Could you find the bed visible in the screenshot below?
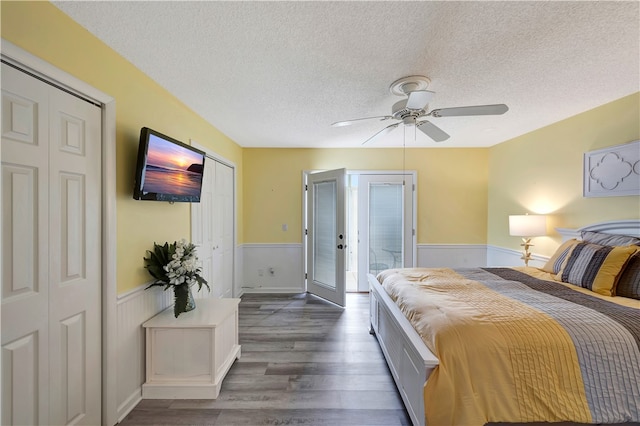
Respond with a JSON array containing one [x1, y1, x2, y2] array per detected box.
[[368, 220, 640, 426]]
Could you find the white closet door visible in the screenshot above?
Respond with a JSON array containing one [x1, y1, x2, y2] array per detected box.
[[47, 80, 102, 426], [2, 63, 51, 426], [1, 63, 102, 425], [193, 156, 216, 298], [217, 162, 234, 298], [192, 154, 235, 299]]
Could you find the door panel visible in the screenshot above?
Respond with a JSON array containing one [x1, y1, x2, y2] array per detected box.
[[2, 333, 40, 425], [217, 162, 234, 298], [306, 169, 346, 306], [193, 157, 216, 298], [1, 63, 102, 425], [358, 174, 414, 291], [191, 155, 235, 299], [47, 76, 102, 426], [2, 64, 51, 426]]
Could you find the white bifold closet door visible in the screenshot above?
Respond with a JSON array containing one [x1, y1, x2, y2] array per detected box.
[[192, 155, 234, 299], [1, 63, 102, 425]]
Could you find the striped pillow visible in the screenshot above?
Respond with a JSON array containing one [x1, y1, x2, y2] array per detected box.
[[616, 252, 640, 300], [541, 239, 579, 274], [558, 243, 637, 296]]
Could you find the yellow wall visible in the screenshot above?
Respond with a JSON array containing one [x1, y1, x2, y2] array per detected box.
[[4, 2, 637, 295], [243, 148, 489, 244], [487, 92, 640, 257], [1, 1, 244, 293]]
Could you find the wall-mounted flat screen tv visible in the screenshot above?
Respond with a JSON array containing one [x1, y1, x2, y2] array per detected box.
[[133, 127, 205, 202]]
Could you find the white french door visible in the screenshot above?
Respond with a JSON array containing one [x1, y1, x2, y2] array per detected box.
[[305, 169, 346, 306], [1, 62, 102, 425], [357, 174, 415, 291]]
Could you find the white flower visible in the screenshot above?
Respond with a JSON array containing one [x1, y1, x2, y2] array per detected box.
[[183, 258, 196, 272], [145, 239, 207, 294]]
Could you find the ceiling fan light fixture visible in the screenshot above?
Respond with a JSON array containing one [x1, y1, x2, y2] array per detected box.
[[403, 116, 416, 126], [389, 75, 431, 96]]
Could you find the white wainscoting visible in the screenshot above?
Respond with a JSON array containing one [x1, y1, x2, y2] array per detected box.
[[241, 244, 305, 293], [486, 245, 548, 268], [116, 284, 173, 422], [235, 245, 244, 297], [238, 244, 547, 292], [417, 244, 488, 268]]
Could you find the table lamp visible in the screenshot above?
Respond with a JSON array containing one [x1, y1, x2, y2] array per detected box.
[[509, 214, 547, 266]]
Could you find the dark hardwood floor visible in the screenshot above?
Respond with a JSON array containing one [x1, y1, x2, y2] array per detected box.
[[119, 292, 411, 425]]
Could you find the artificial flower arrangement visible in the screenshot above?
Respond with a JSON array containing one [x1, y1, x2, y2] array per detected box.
[[144, 239, 209, 317]]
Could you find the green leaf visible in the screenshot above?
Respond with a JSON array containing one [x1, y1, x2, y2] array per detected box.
[[195, 276, 210, 292]]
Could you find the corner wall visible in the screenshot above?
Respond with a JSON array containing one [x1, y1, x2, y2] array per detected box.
[[1, 3, 245, 422], [487, 92, 640, 258], [1, 1, 244, 294], [240, 147, 489, 291]]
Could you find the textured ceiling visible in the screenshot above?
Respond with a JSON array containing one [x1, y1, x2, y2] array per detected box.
[[53, 1, 639, 148]]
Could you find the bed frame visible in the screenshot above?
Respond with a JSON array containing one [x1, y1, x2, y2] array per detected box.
[[368, 219, 640, 426], [368, 273, 437, 426]]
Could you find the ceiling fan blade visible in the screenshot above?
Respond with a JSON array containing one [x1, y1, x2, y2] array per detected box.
[[406, 90, 435, 110], [362, 123, 400, 145], [429, 104, 509, 117], [417, 120, 450, 142], [331, 115, 393, 127]]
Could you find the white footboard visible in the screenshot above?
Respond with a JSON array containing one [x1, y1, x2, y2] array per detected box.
[[368, 274, 439, 426]]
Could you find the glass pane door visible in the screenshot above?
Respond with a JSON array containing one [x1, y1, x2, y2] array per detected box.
[[358, 174, 414, 291], [306, 169, 346, 306], [313, 180, 337, 287], [369, 183, 404, 271]]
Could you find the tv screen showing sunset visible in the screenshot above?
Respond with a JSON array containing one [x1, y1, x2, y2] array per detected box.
[[141, 134, 204, 196]]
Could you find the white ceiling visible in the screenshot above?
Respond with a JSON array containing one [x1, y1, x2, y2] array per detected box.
[[53, 1, 639, 148]]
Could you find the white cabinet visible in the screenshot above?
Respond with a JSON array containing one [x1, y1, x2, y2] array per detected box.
[[141, 298, 241, 399]]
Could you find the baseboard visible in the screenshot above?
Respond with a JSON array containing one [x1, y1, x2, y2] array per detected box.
[[117, 389, 142, 423], [241, 286, 304, 294]]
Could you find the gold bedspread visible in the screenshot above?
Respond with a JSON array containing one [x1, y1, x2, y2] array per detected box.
[[377, 267, 640, 425]]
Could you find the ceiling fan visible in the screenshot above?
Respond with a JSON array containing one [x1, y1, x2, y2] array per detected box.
[[331, 76, 509, 144]]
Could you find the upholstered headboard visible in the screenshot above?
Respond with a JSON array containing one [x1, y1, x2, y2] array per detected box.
[[556, 219, 640, 242]]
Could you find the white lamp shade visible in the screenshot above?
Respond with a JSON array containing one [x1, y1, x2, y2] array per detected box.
[[509, 214, 547, 237]]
